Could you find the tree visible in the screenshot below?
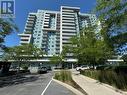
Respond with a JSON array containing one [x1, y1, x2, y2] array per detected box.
[[63, 26, 113, 68], [50, 55, 62, 65], [0, 18, 18, 49], [50, 51, 66, 69], [122, 54, 127, 64], [96, 0, 127, 54], [0, 18, 18, 76], [5, 44, 43, 72]]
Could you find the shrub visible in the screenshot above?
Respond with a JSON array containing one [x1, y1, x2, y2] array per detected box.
[[54, 70, 72, 82], [81, 70, 127, 90], [114, 65, 127, 74], [80, 70, 98, 79], [54, 70, 87, 95], [21, 63, 29, 70]]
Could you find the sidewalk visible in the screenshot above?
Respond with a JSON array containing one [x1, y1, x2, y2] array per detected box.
[[71, 69, 127, 95]]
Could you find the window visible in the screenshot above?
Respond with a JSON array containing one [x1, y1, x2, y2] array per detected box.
[[33, 34, 36, 36]]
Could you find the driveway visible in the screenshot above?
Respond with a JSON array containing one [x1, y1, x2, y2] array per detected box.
[[0, 72, 76, 95]]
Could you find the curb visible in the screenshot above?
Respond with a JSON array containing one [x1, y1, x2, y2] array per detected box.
[[53, 79, 84, 95]]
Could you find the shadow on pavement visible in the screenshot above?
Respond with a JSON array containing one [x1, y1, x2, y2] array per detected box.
[[0, 74, 39, 88]]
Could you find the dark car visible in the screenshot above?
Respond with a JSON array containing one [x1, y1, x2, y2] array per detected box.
[[47, 66, 52, 71], [38, 67, 47, 74]]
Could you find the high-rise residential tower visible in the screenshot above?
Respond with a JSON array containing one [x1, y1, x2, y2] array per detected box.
[[19, 6, 98, 56]]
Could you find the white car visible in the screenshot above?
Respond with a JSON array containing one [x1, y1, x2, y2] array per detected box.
[[76, 65, 89, 71]]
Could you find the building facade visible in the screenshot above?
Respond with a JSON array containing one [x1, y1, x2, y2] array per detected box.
[[19, 6, 98, 56]]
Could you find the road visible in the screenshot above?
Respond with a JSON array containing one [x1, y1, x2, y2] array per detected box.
[[0, 72, 76, 95]]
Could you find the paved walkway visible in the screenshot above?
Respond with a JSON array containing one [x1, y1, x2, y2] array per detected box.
[[71, 69, 126, 95]]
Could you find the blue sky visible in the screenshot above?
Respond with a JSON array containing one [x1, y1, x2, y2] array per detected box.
[[5, 0, 96, 47]]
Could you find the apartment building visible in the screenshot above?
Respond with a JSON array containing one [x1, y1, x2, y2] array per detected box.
[[19, 6, 98, 56]]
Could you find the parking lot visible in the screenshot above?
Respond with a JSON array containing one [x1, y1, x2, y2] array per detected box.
[[0, 72, 76, 95]]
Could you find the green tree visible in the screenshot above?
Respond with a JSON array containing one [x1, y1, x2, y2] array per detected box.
[[96, 0, 127, 54], [50, 52, 66, 69], [122, 54, 127, 64], [0, 18, 18, 76], [5, 44, 43, 72], [50, 55, 62, 64], [0, 18, 18, 49], [63, 26, 113, 67]]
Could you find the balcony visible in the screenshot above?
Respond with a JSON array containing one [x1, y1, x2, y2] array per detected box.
[[62, 12, 75, 15], [62, 23, 75, 26], [62, 17, 74, 20]]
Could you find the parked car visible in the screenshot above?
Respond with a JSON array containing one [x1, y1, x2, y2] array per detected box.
[[76, 65, 89, 71], [38, 67, 47, 74], [9, 66, 18, 71], [47, 66, 52, 71]]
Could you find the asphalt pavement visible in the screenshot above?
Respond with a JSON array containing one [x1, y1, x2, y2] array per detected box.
[[0, 72, 76, 95], [45, 81, 75, 95]]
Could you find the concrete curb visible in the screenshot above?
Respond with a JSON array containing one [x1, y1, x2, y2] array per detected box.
[[53, 79, 84, 95]]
